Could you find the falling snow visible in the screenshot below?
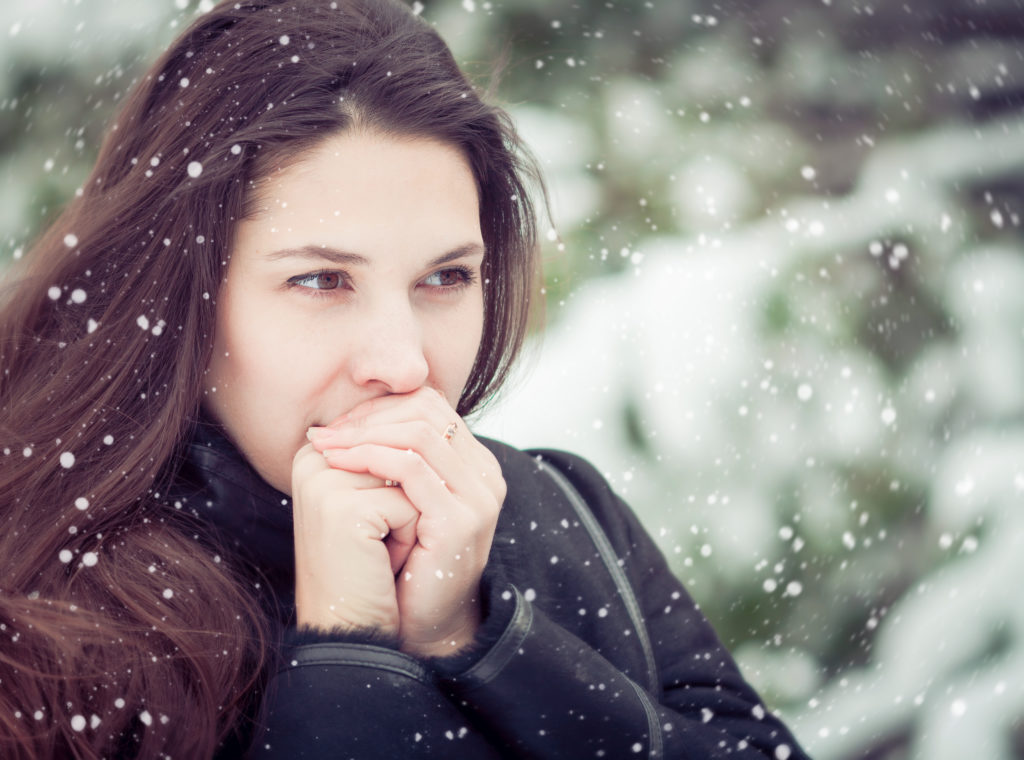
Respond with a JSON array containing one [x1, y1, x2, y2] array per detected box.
[[5, 4, 1024, 759]]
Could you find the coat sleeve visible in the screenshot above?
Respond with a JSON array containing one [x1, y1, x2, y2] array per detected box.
[[249, 637, 503, 759], [430, 448, 812, 760]]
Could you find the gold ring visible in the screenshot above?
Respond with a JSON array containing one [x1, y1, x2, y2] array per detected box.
[[384, 479, 401, 488], [442, 422, 458, 442]]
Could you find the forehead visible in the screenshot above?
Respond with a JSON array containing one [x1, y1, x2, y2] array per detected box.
[[232, 131, 483, 262], [245, 131, 476, 212]]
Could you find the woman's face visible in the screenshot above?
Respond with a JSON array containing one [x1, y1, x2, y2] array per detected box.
[[204, 131, 486, 494]]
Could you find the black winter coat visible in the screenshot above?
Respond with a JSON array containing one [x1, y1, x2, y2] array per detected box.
[[176, 422, 810, 759]]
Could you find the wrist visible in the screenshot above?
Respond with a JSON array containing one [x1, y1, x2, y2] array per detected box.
[[295, 591, 400, 637], [401, 604, 481, 658]]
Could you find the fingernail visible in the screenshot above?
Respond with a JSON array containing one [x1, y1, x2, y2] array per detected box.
[[306, 426, 330, 441], [322, 448, 345, 459]]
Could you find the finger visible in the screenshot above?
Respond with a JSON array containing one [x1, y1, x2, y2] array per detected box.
[[322, 446, 500, 573], [327, 387, 450, 428], [378, 490, 419, 575], [315, 420, 478, 490], [322, 445, 447, 496], [317, 426, 504, 516], [293, 441, 328, 481], [312, 422, 493, 498], [328, 389, 474, 455], [332, 387, 481, 457], [315, 389, 504, 503], [293, 469, 418, 578], [321, 444, 487, 541], [327, 441, 503, 531], [293, 441, 386, 490], [311, 413, 500, 495]]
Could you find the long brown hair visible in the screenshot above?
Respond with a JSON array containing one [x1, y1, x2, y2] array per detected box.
[[0, 1, 540, 756]]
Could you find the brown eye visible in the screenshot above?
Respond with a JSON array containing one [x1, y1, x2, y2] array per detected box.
[[312, 272, 341, 289], [423, 267, 473, 288], [433, 270, 460, 286], [289, 271, 344, 290]]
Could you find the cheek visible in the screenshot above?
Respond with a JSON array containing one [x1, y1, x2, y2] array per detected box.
[[204, 330, 309, 495], [210, 322, 311, 410], [206, 288, 300, 428], [210, 296, 349, 428]]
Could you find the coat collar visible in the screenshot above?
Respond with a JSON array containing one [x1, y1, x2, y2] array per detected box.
[[172, 418, 297, 620]]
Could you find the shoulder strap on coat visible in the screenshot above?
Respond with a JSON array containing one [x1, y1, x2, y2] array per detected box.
[[533, 456, 660, 694]]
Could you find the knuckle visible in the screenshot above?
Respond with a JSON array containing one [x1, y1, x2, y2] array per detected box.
[[414, 385, 447, 412], [292, 445, 324, 481], [292, 441, 315, 466], [346, 413, 368, 429], [481, 449, 500, 471], [417, 386, 443, 402], [402, 451, 428, 480], [387, 452, 415, 483], [411, 420, 435, 449], [465, 508, 489, 534], [478, 487, 503, 517], [493, 476, 508, 503]]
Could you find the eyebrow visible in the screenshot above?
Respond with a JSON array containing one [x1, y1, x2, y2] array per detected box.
[[264, 243, 485, 268]]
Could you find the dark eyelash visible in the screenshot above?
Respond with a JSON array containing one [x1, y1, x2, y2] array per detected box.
[[434, 265, 477, 287], [285, 265, 478, 298], [285, 270, 348, 293]]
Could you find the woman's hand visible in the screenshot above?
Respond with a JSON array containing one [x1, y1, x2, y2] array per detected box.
[[305, 387, 506, 658], [291, 443, 419, 636]]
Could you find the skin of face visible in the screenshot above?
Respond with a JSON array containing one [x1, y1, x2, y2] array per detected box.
[[204, 130, 486, 494]]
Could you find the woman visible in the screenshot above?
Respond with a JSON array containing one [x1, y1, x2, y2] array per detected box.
[[0, 1, 810, 757]]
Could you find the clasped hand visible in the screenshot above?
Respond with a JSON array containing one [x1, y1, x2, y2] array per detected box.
[[291, 387, 506, 658]]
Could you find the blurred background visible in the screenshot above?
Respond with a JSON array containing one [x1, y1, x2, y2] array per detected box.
[[2, 0, 1023, 757]]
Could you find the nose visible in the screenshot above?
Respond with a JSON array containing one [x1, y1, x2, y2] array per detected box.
[[348, 301, 429, 394]]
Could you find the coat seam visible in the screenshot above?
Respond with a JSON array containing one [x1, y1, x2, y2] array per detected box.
[[628, 678, 664, 759], [278, 658, 432, 683], [536, 458, 660, 693], [281, 643, 432, 683]]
